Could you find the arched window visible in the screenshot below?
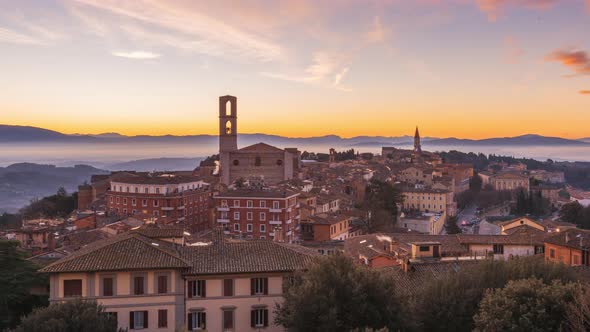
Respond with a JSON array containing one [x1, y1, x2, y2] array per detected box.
[[225, 120, 232, 134], [233, 160, 239, 166], [255, 156, 261, 166], [276, 159, 283, 166], [226, 100, 232, 116]]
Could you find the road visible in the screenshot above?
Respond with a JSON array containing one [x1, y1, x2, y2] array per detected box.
[[456, 203, 478, 234]]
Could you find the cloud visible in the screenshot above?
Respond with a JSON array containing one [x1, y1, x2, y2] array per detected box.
[[260, 51, 352, 90], [0, 26, 45, 45], [545, 49, 590, 76], [476, 0, 558, 22], [580, 90, 590, 95], [68, 0, 282, 62], [111, 51, 161, 59]]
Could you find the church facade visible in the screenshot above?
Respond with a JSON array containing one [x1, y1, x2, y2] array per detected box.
[[218, 95, 300, 186]]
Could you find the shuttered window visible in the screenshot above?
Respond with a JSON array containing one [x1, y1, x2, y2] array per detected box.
[[133, 276, 145, 295], [103, 277, 114, 296], [223, 310, 234, 330], [223, 279, 233, 297], [63, 279, 82, 297], [250, 277, 268, 295], [158, 309, 167, 328], [157, 275, 167, 294], [188, 280, 206, 298], [129, 311, 148, 329], [188, 312, 206, 330], [251, 308, 269, 328]]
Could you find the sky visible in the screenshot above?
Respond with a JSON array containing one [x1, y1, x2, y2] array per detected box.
[[0, 0, 589, 139]]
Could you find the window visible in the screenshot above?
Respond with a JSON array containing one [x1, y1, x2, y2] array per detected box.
[[221, 200, 228, 207], [155, 188, 160, 194], [142, 199, 147, 207], [247, 212, 253, 221], [144, 188, 149, 194], [550, 248, 556, 258], [255, 156, 261, 166], [251, 308, 269, 328], [131, 199, 136, 206], [157, 275, 168, 294], [233, 159, 239, 166], [260, 212, 266, 221], [260, 201, 266, 208], [116, 197, 120, 204], [251, 277, 268, 295], [130, 311, 148, 330], [247, 200, 253, 208], [493, 244, 504, 255], [260, 224, 266, 233], [133, 276, 145, 295], [188, 312, 206, 330], [123, 198, 127, 205], [153, 200, 159, 207], [63, 279, 82, 297], [102, 277, 114, 296], [223, 310, 234, 330], [233, 200, 240, 207], [234, 212, 240, 220], [154, 210, 159, 217], [247, 224, 253, 232], [188, 280, 206, 298], [419, 246, 429, 252], [273, 201, 280, 209], [276, 159, 283, 166], [158, 309, 168, 328], [234, 223, 240, 231], [223, 279, 234, 297]]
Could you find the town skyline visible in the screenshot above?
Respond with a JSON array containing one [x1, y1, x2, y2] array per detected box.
[[2, 0, 590, 139]]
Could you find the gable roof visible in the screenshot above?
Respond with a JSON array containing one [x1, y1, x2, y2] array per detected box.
[[40, 233, 190, 273], [237, 142, 284, 153], [181, 240, 317, 275], [545, 229, 590, 250]]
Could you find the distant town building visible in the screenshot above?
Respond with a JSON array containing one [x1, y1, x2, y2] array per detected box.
[[401, 187, 456, 216], [218, 95, 300, 186], [106, 174, 212, 232], [545, 228, 590, 266], [413, 126, 422, 153], [213, 189, 300, 242]]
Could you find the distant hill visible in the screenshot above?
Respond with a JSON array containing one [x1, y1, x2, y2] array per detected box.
[[0, 125, 587, 148], [578, 137, 590, 143], [425, 134, 589, 146], [0, 124, 96, 142], [106, 158, 203, 172], [0, 163, 108, 213]]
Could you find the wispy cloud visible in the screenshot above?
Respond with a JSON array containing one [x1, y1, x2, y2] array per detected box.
[[111, 51, 161, 59], [261, 51, 352, 91], [476, 0, 559, 22], [545, 49, 590, 76], [580, 90, 590, 95], [0, 26, 45, 45], [69, 0, 282, 62]]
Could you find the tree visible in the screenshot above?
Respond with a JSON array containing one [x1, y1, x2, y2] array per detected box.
[[359, 180, 402, 232], [559, 201, 584, 224], [15, 299, 120, 332], [410, 256, 577, 332], [566, 285, 590, 332], [444, 216, 462, 234], [474, 278, 578, 332], [0, 240, 48, 330], [275, 254, 406, 332]]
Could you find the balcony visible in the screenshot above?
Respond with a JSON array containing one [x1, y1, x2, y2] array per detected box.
[[177, 205, 185, 210], [286, 219, 292, 224], [177, 217, 185, 221], [269, 208, 281, 213], [217, 206, 229, 212], [217, 218, 230, 223], [269, 220, 282, 225], [161, 207, 174, 211]]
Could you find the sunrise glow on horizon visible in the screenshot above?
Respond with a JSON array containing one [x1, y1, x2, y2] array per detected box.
[[1, 0, 590, 139]]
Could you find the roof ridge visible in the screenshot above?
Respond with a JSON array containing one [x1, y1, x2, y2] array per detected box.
[[130, 233, 191, 265]]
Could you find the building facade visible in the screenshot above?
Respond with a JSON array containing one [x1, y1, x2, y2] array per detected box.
[[106, 174, 212, 232], [214, 190, 300, 242], [401, 187, 456, 216], [40, 231, 315, 332]]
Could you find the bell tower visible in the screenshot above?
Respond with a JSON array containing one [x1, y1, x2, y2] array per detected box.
[[219, 95, 238, 152]]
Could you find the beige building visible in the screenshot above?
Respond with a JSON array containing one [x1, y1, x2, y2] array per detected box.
[[399, 212, 446, 235], [401, 187, 456, 216], [490, 171, 530, 191], [397, 166, 433, 186], [218, 96, 300, 186], [40, 230, 315, 331]]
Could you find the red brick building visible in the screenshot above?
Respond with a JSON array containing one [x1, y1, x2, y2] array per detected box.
[[214, 190, 300, 242], [544, 229, 590, 267], [106, 174, 212, 232]]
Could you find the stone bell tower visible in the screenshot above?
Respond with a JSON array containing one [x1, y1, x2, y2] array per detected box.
[[219, 95, 238, 153]]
